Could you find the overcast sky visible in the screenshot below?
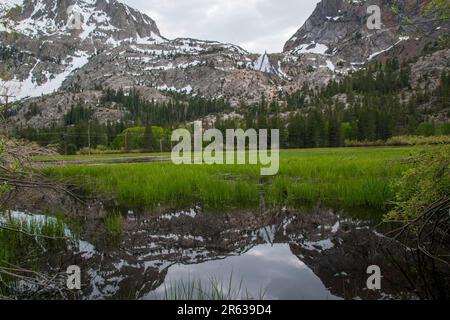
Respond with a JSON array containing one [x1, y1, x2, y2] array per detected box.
[[122, 0, 321, 53]]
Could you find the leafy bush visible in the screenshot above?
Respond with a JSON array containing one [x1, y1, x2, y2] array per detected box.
[[384, 146, 450, 299], [386, 145, 449, 222]]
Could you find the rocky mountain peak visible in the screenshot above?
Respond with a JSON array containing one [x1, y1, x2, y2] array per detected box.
[[283, 0, 435, 62], [1, 0, 163, 42], [0, 0, 167, 103]]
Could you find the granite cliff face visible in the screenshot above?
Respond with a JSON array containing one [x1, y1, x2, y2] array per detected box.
[[1, 0, 448, 128], [283, 0, 440, 61]]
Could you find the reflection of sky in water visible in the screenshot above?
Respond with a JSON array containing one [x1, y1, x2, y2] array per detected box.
[[149, 244, 341, 300]]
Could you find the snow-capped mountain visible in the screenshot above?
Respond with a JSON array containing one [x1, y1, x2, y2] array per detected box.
[[1, 0, 162, 42], [5, 0, 405, 107], [0, 0, 165, 103], [284, 0, 446, 63], [1, 0, 448, 128]]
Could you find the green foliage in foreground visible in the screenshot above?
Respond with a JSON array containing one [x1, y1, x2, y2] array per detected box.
[[383, 146, 449, 300], [386, 145, 449, 222], [43, 147, 420, 213]]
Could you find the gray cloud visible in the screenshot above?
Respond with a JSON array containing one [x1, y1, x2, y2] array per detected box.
[[122, 0, 321, 53]]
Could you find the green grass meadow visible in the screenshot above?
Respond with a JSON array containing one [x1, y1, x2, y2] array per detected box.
[[42, 147, 421, 213]]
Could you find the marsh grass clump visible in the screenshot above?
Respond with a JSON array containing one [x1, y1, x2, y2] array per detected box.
[[0, 213, 67, 296], [0, 214, 66, 260], [104, 211, 124, 239], [163, 274, 266, 300]]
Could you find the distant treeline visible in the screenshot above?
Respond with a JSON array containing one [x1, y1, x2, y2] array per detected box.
[[16, 59, 450, 154], [101, 88, 231, 125]]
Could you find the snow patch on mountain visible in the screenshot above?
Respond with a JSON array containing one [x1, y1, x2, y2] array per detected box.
[[276, 61, 291, 80], [291, 42, 329, 56], [157, 84, 194, 95], [135, 33, 167, 45], [325, 60, 335, 72], [0, 0, 24, 12], [252, 52, 273, 73], [0, 51, 90, 101], [367, 36, 410, 61]]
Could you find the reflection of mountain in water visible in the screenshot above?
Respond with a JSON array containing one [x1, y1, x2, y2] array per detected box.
[[76, 207, 413, 300]]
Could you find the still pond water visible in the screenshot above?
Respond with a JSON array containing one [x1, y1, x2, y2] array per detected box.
[[8, 207, 412, 300]]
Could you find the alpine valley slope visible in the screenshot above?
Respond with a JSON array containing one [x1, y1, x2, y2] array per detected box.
[[0, 0, 448, 129]]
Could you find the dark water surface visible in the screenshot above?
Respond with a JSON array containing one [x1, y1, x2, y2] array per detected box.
[[7, 207, 413, 300], [150, 243, 340, 300], [75, 207, 412, 300]]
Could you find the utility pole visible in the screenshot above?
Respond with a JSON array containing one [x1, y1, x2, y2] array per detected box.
[[0, 94, 15, 106], [88, 120, 92, 155], [160, 139, 163, 153], [63, 133, 68, 156], [0, 93, 16, 133]]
